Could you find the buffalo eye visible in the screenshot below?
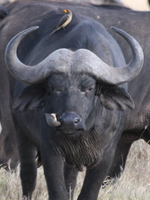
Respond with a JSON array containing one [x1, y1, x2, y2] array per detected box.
[[87, 85, 95, 91], [47, 84, 62, 95], [80, 84, 95, 93]]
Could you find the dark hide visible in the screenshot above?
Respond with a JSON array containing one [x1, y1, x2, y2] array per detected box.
[[0, 4, 19, 170], [0, 1, 148, 199], [0, 5, 8, 18]]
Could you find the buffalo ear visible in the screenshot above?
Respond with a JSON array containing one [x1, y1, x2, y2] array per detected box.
[[100, 85, 134, 111], [13, 84, 47, 111]]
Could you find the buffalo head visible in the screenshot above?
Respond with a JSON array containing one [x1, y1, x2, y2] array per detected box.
[[5, 26, 144, 136]]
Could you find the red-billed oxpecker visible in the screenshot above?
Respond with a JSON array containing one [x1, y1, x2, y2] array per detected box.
[[50, 9, 72, 36]]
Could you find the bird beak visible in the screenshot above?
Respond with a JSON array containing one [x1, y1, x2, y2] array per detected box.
[[45, 113, 61, 127]]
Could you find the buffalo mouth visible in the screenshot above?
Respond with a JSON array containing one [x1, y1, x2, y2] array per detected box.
[[56, 128, 85, 136]]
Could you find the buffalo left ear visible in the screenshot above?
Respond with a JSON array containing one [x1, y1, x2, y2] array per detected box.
[[100, 85, 134, 111], [13, 84, 47, 111]]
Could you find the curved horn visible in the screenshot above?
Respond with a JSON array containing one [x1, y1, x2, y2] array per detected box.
[[5, 26, 144, 85], [111, 27, 144, 84], [5, 26, 73, 84], [75, 27, 144, 85]]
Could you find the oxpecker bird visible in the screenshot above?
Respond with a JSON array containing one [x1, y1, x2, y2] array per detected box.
[[50, 9, 72, 36]]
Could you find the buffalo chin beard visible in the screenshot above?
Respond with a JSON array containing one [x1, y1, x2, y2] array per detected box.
[[53, 128, 101, 171]]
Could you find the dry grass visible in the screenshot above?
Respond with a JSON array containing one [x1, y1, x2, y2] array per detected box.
[[98, 139, 150, 200], [0, 139, 150, 199]]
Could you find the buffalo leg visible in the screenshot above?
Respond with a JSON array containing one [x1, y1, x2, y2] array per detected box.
[[40, 139, 69, 200], [17, 133, 37, 199], [0, 111, 19, 170], [0, 71, 19, 170], [108, 131, 142, 178], [77, 143, 118, 200], [64, 163, 78, 200]]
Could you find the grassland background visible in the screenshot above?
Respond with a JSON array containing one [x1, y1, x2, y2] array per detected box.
[[0, 139, 150, 199], [0, 0, 150, 200]]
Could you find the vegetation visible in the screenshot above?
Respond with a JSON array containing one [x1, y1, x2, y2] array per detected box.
[[0, 139, 150, 199]]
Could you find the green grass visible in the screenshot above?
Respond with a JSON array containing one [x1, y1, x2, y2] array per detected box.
[[0, 139, 150, 200]]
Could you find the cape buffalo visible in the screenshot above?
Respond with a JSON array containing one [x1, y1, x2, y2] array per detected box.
[[1, 0, 150, 198], [3, 3, 144, 200]]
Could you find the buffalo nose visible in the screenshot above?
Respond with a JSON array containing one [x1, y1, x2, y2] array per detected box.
[[59, 112, 81, 128]]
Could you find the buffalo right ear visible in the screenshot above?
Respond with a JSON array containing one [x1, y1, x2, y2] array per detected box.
[[12, 84, 47, 111], [100, 85, 135, 111]]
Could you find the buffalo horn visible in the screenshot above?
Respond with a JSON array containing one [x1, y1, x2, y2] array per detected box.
[[5, 26, 73, 84], [5, 26, 144, 85], [75, 27, 144, 85]]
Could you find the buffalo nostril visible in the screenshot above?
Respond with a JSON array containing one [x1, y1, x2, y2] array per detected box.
[[58, 112, 84, 129], [74, 117, 80, 124], [58, 112, 85, 130], [59, 117, 63, 122]]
